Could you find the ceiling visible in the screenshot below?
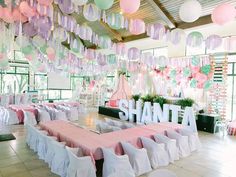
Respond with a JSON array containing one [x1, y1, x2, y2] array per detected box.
[[64, 0, 236, 48]]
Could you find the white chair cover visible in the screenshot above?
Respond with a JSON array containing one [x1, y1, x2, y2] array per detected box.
[[140, 137, 169, 169], [0, 95, 10, 107], [45, 136, 58, 166], [55, 110, 67, 121], [68, 107, 79, 121], [121, 142, 152, 176], [27, 125, 41, 152], [37, 109, 51, 122], [15, 94, 22, 105], [66, 147, 96, 177], [21, 93, 29, 104], [154, 134, 179, 163], [166, 130, 191, 158], [102, 148, 135, 177], [147, 169, 177, 177], [5, 109, 19, 125], [96, 122, 121, 133], [51, 141, 68, 177], [23, 111, 37, 126], [178, 128, 201, 152], [37, 131, 49, 160]]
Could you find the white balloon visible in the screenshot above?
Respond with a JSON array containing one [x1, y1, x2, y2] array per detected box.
[[72, 0, 88, 6], [179, 0, 202, 23]]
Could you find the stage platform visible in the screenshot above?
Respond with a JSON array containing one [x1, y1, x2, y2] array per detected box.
[[98, 106, 121, 119]]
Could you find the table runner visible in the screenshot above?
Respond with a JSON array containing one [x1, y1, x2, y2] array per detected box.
[[40, 120, 186, 161]]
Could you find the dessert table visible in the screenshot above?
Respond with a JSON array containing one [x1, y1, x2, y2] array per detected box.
[[39, 120, 186, 162]]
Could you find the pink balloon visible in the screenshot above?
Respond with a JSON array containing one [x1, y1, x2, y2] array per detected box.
[[25, 55, 33, 61], [0, 53, 4, 60], [120, 0, 140, 14], [195, 73, 208, 83], [48, 53, 56, 61], [37, 0, 53, 6], [128, 47, 140, 60], [129, 19, 145, 35], [211, 3, 236, 25], [19, 1, 36, 18], [2, 8, 14, 23], [46, 47, 55, 55]]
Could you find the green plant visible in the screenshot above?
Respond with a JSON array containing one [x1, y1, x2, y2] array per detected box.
[[153, 96, 167, 108], [141, 94, 156, 103], [176, 98, 194, 108], [132, 94, 141, 101]]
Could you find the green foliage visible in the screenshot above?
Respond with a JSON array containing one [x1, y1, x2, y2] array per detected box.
[[176, 98, 194, 108], [153, 96, 167, 108], [132, 94, 140, 101], [141, 94, 156, 103], [118, 70, 126, 76]]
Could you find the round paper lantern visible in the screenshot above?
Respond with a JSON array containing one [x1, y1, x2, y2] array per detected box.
[[97, 53, 107, 66], [95, 0, 114, 10], [146, 23, 166, 40], [58, 0, 74, 14], [179, 0, 202, 23], [98, 35, 112, 49], [85, 49, 96, 60], [53, 27, 68, 42], [72, 0, 88, 6], [186, 31, 203, 47], [37, 0, 53, 6], [32, 35, 46, 47], [70, 38, 84, 54], [2, 8, 14, 23], [205, 35, 222, 50], [212, 3, 236, 25], [19, 1, 36, 18], [83, 3, 100, 22], [129, 19, 145, 35], [78, 25, 93, 41], [12, 8, 27, 22], [170, 28, 186, 45], [107, 13, 125, 30], [23, 23, 37, 37], [107, 54, 117, 65], [128, 47, 140, 60], [113, 43, 127, 56], [120, 0, 140, 14]]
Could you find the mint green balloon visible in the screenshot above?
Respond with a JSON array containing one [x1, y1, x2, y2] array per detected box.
[[107, 54, 116, 65], [21, 45, 33, 55], [183, 68, 191, 77], [40, 45, 48, 54], [201, 65, 211, 75], [203, 80, 212, 90], [170, 69, 177, 78], [0, 59, 9, 68], [94, 0, 114, 10], [190, 78, 197, 88], [107, 13, 123, 30], [192, 56, 200, 66]]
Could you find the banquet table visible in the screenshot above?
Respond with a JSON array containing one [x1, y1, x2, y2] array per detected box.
[[39, 120, 186, 161], [9, 105, 38, 124]]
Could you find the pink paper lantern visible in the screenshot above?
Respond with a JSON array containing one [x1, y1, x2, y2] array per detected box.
[[85, 49, 96, 60], [205, 35, 222, 50], [19, 1, 36, 18], [129, 19, 145, 35], [128, 47, 140, 60], [2, 8, 14, 23], [146, 23, 166, 40], [120, 0, 140, 14], [37, 0, 53, 6], [211, 3, 236, 25], [113, 43, 127, 56]]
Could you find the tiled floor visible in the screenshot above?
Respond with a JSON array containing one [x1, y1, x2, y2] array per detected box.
[[0, 110, 236, 177]]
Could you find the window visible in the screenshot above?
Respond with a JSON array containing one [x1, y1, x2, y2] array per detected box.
[[61, 90, 72, 99], [186, 43, 206, 56], [34, 74, 47, 90], [48, 90, 60, 100]]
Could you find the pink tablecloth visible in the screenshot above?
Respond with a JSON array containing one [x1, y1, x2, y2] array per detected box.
[[39, 120, 185, 161], [9, 105, 37, 124]]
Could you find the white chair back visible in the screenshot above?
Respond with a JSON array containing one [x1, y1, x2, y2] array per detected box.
[[37, 109, 51, 122], [120, 142, 152, 176], [102, 148, 135, 177], [1, 95, 10, 107], [23, 111, 37, 126], [15, 94, 22, 105], [66, 147, 96, 177]]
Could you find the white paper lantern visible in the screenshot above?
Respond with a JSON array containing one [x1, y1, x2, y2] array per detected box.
[[179, 0, 202, 23]]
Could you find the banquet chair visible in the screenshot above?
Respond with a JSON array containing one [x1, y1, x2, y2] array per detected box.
[[102, 148, 135, 177], [44, 135, 59, 166], [140, 137, 169, 169], [96, 122, 121, 133], [66, 147, 96, 177], [147, 169, 177, 177], [55, 110, 68, 121], [51, 140, 68, 177], [26, 125, 44, 152], [166, 130, 191, 158], [214, 119, 229, 137], [154, 134, 179, 163], [15, 94, 22, 105], [5, 108, 19, 125], [37, 130, 50, 160], [0, 95, 10, 107], [120, 142, 152, 176], [37, 109, 51, 122], [178, 128, 201, 152], [23, 110, 37, 126]]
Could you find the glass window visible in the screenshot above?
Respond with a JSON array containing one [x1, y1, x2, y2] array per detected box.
[[16, 67, 28, 74], [35, 75, 47, 90], [14, 51, 27, 61], [71, 77, 83, 90], [228, 63, 233, 75], [48, 90, 60, 100], [61, 90, 72, 99], [6, 67, 15, 74]]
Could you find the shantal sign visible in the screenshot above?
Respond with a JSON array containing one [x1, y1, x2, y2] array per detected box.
[[119, 99, 197, 132]]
